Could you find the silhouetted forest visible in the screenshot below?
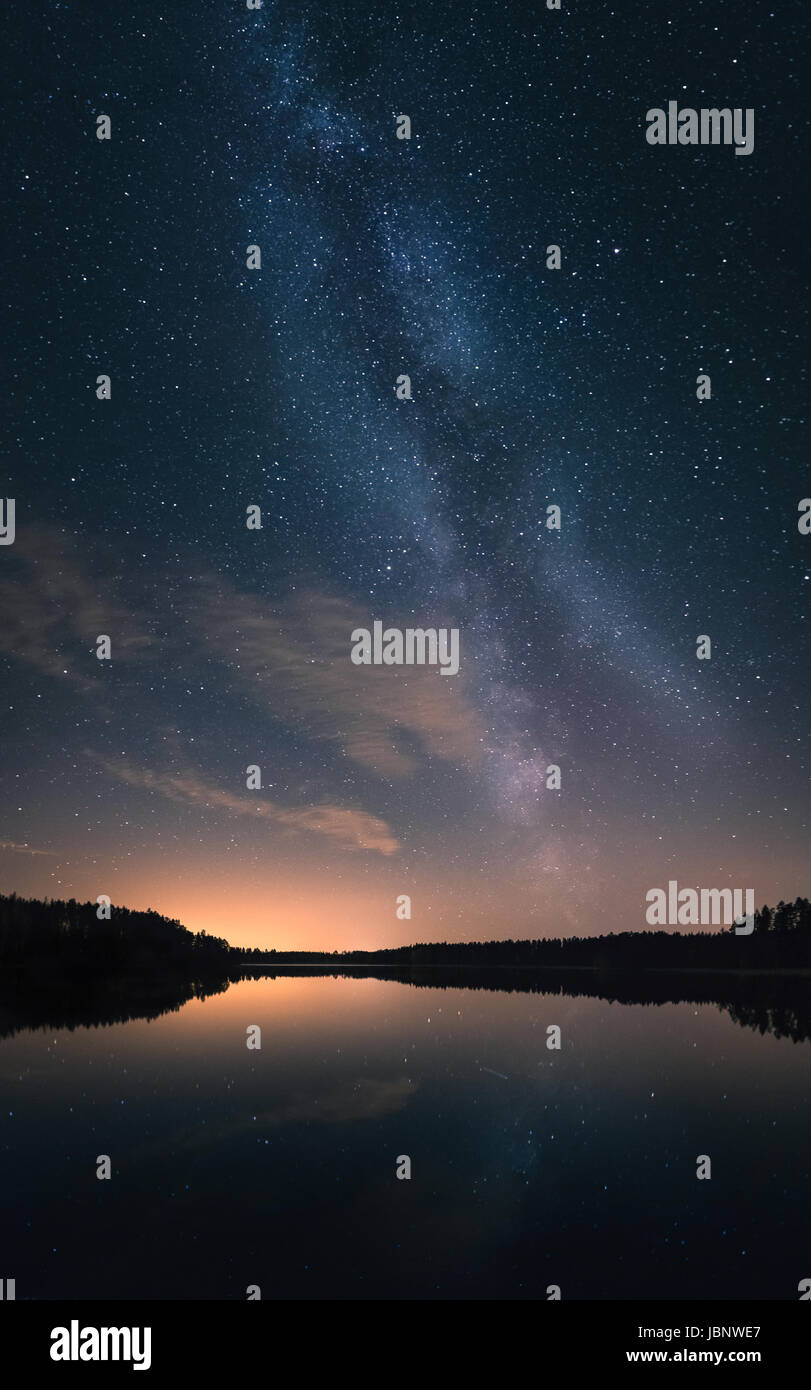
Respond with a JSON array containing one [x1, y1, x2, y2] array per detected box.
[[0, 893, 241, 1039], [0, 892, 241, 978], [2, 892, 809, 977], [0, 893, 808, 1042], [242, 898, 811, 971]]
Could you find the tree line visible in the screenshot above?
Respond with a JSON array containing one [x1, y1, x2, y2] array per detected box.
[[242, 898, 811, 970], [0, 892, 239, 978], [1, 892, 808, 978]]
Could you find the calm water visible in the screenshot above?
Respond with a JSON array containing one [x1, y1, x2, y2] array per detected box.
[[0, 973, 808, 1300]]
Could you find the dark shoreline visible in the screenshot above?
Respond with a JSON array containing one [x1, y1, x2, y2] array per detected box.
[[240, 962, 811, 975], [2, 892, 809, 1041], [1, 960, 809, 1043]]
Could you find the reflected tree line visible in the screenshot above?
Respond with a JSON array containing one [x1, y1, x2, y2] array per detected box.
[[0, 892, 808, 1041], [253, 966, 810, 1042], [0, 892, 239, 1039]]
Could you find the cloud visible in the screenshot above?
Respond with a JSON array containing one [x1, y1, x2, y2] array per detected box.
[[92, 758, 399, 856], [0, 525, 153, 685], [186, 578, 486, 778], [0, 841, 57, 856], [0, 530, 484, 783]]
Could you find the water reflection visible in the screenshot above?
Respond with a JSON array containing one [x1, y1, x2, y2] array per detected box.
[[0, 971, 807, 1300], [2, 966, 808, 1042]]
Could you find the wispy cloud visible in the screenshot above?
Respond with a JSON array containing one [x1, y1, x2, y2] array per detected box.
[[0, 840, 57, 857], [0, 525, 153, 684], [1, 531, 493, 846], [1, 534, 485, 782], [92, 758, 399, 856], [185, 579, 486, 778]]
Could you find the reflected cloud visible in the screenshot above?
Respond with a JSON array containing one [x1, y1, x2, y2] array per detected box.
[[140, 1075, 417, 1157]]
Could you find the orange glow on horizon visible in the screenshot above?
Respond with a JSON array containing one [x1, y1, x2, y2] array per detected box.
[[1, 832, 804, 952]]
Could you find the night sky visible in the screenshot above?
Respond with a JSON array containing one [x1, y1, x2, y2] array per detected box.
[[3, 1, 808, 950]]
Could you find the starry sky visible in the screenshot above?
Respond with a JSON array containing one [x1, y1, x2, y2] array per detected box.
[[3, 0, 808, 950]]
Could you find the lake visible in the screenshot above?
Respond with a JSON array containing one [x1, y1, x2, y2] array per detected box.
[[1, 971, 808, 1300]]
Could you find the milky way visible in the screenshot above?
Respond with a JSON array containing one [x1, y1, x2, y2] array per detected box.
[[3, 0, 808, 948]]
